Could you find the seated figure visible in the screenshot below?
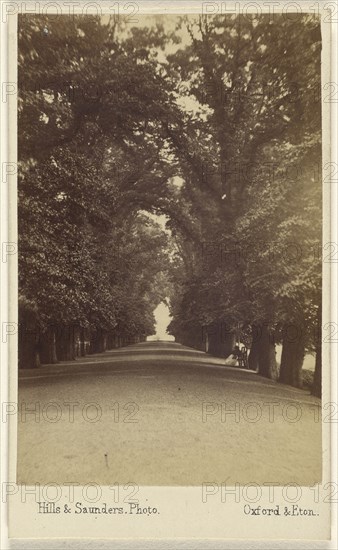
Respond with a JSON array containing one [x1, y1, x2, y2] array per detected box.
[[224, 344, 240, 366]]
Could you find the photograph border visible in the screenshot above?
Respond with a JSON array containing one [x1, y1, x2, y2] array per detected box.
[[1, 1, 337, 547]]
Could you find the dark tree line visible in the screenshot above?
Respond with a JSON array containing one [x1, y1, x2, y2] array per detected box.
[[18, 15, 175, 367]]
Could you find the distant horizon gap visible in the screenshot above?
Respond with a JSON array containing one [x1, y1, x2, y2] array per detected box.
[[147, 300, 175, 342]]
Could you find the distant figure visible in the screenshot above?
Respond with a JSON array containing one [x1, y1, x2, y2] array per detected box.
[[239, 346, 248, 369], [232, 345, 241, 359], [224, 344, 248, 368], [224, 345, 240, 366]]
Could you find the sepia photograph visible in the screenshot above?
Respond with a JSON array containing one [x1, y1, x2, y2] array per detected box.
[[16, 8, 324, 490]]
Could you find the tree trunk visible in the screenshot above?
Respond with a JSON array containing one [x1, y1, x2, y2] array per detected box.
[[107, 331, 115, 350], [98, 330, 107, 352], [248, 338, 259, 371], [312, 342, 321, 397], [18, 311, 40, 369], [312, 309, 322, 398], [90, 329, 107, 353], [279, 332, 305, 388], [79, 327, 87, 356], [39, 325, 58, 364], [257, 324, 278, 380], [74, 326, 81, 357], [19, 330, 41, 369], [56, 325, 76, 361]]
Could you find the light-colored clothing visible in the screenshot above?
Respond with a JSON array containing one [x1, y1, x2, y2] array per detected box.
[[224, 354, 239, 366]]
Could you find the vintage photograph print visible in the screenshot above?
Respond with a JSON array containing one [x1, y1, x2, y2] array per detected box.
[[17, 10, 323, 487]]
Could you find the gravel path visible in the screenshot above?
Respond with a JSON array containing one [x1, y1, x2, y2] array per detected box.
[[17, 341, 321, 486]]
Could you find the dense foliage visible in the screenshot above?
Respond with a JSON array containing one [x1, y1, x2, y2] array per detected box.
[[18, 15, 175, 363]]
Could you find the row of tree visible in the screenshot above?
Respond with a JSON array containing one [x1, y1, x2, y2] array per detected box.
[[163, 15, 322, 396], [18, 15, 175, 367]]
